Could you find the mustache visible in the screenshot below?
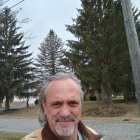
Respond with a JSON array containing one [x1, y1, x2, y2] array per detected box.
[[55, 116, 76, 122]]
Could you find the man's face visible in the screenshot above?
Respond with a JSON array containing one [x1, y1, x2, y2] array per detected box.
[[42, 78, 82, 138]]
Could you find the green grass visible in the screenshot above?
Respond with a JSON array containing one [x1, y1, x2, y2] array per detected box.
[[0, 109, 18, 115], [82, 101, 97, 109], [0, 131, 26, 140]]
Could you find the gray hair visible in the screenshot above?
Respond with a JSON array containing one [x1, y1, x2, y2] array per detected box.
[[38, 73, 84, 126]]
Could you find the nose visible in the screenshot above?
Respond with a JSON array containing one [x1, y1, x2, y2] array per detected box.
[[60, 105, 71, 117]]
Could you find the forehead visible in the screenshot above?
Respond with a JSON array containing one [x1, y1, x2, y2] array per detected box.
[[45, 78, 81, 99], [48, 78, 79, 89]]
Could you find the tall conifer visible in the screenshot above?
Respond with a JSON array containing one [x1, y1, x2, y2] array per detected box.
[[0, 7, 36, 109]]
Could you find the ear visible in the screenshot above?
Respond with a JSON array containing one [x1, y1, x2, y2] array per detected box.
[[42, 100, 47, 115]]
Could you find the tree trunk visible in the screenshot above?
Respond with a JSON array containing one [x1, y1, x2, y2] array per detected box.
[[0, 96, 3, 108], [106, 96, 113, 109], [132, 91, 136, 101], [101, 83, 113, 109], [0, 100, 2, 108], [5, 95, 10, 110], [138, 101, 140, 116], [96, 91, 102, 101], [123, 90, 128, 102], [101, 84, 106, 104], [26, 98, 29, 108]]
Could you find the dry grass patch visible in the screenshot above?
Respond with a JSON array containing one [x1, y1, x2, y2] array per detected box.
[[81, 100, 139, 120], [0, 105, 38, 119], [82, 101, 125, 117], [0, 131, 26, 140]]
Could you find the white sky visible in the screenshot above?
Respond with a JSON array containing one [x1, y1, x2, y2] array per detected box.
[[3, 0, 140, 58]]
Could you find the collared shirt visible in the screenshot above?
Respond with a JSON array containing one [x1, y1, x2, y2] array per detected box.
[[78, 129, 84, 140]]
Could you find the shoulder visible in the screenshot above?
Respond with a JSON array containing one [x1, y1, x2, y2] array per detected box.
[[21, 128, 42, 140], [86, 126, 103, 140]]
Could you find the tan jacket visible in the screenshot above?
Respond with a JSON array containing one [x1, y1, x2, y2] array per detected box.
[[21, 121, 103, 140]]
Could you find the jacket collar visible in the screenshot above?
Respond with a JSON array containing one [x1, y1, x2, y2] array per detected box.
[[41, 121, 103, 140], [78, 121, 103, 140]]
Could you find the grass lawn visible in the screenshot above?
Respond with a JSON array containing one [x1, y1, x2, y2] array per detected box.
[[0, 131, 26, 140], [81, 100, 139, 120], [82, 100, 127, 117]]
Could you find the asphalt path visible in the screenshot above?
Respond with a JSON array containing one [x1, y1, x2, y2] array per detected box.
[[0, 118, 140, 140]]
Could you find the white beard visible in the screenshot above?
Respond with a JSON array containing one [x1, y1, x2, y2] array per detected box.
[[56, 126, 74, 137]]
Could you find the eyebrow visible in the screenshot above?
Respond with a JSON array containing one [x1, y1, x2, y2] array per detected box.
[[51, 99, 80, 105]]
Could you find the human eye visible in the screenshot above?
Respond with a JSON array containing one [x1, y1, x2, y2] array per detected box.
[[69, 101, 79, 107], [51, 101, 62, 108]]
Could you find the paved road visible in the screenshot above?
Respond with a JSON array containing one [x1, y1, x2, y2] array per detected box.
[[0, 118, 140, 140], [0, 118, 40, 133]]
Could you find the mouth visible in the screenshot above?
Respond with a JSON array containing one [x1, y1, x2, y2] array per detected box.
[[57, 121, 74, 127], [55, 116, 76, 127]]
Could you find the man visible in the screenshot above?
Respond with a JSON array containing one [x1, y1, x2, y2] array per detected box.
[[22, 73, 103, 140]]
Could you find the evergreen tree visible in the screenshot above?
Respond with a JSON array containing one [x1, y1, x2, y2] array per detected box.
[[0, 7, 36, 109], [65, 0, 140, 107], [65, 0, 117, 106], [35, 29, 65, 83]]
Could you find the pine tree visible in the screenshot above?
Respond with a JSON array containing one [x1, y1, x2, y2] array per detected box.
[[65, 0, 139, 107], [65, 0, 118, 106], [35, 29, 65, 83], [0, 7, 36, 109]]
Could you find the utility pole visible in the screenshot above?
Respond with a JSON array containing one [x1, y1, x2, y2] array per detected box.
[[121, 0, 140, 115]]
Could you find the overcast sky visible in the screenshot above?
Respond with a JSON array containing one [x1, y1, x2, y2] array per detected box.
[[3, 0, 140, 58]]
